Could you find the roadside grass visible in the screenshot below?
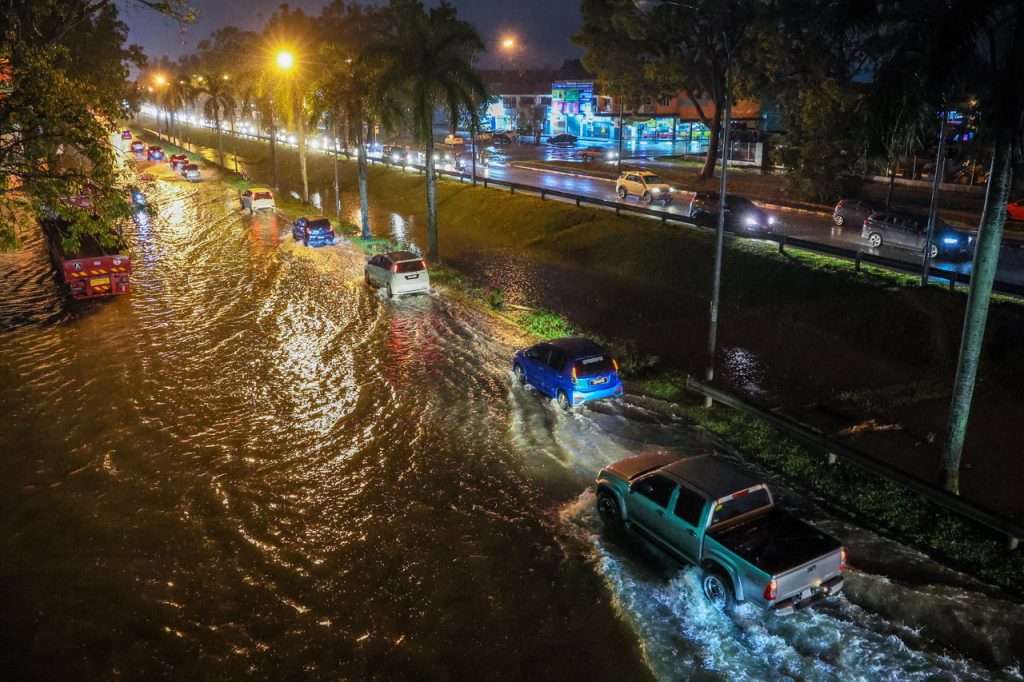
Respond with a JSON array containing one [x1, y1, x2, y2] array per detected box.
[[665, 390, 1024, 597]]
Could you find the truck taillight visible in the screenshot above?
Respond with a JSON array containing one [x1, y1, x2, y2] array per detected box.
[[840, 548, 847, 571], [763, 579, 777, 601]]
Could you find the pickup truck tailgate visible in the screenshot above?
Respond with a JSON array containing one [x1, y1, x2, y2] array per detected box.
[[775, 547, 843, 603]]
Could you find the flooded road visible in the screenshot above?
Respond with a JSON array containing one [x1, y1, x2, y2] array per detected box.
[[1, 161, 1022, 679]]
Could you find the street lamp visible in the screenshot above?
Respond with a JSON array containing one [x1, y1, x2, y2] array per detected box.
[[276, 50, 295, 70], [635, 0, 733, 406]]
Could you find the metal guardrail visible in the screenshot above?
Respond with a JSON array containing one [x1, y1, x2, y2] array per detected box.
[[685, 377, 1023, 550], [162, 123, 1024, 298]]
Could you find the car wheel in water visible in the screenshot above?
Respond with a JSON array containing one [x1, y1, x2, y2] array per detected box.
[[642, 192, 653, 205], [928, 243, 939, 259], [513, 364, 526, 386], [617, 186, 627, 199], [868, 232, 883, 248], [701, 569, 736, 611], [557, 390, 571, 411], [597, 491, 622, 529], [386, 283, 393, 299], [833, 213, 845, 226]]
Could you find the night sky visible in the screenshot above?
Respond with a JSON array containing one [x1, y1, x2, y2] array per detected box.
[[123, 0, 584, 69]]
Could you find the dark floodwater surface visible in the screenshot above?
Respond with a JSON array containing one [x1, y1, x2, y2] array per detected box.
[[1, 162, 1021, 680]]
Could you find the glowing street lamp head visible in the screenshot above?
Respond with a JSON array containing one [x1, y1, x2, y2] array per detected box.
[[501, 37, 516, 50], [154, 74, 167, 86], [276, 51, 295, 70]]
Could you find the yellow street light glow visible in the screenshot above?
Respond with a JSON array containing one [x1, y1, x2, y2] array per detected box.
[[276, 51, 295, 70], [154, 74, 167, 86], [501, 37, 516, 50]]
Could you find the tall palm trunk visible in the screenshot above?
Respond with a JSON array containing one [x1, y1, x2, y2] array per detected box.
[[940, 132, 1014, 493], [332, 118, 342, 218], [270, 120, 279, 191], [214, 110, 225, 168], [424, 115, 439, 261], [297, 104, 309, 203], [357, 124, 370, 240]]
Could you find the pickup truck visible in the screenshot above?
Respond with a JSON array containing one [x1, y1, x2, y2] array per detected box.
[[596, 453, 845, 613]]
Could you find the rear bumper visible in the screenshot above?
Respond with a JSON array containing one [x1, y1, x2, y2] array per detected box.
[[772, 575, 844, 615], [391, 280, 430, 295], [572, 380, 624, 404]]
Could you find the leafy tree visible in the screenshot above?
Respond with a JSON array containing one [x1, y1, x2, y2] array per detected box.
[[366, 0, 486, 261], [1, 0, 192, 250]]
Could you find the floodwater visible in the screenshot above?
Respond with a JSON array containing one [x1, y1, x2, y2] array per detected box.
[[1, 161, 1022, 679]]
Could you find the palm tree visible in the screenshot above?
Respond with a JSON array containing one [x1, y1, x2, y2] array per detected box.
[[366, 1, 486, 261], [258, 58, 310, 203], [164, 77, 194, 149], [867, 0, 1023, 493], [197, 73, 235, 168], [237, 69, 279, 189], [309, 43, 353, 220]]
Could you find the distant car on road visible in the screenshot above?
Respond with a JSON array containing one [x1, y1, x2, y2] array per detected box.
[[383, 145, 412, 165], [364, 251, 430, 298], [595, 453, 845, 613], [1007, 198, 1024, 222], [616, 171, 675, 206], [240, 188, 276, 213], [546, 133, 578, 146], [477, 149, 505, 167], [579, 145, 616, 162], [512, 337, 623, 410], [146, 146, 165, 161], [130, 140, 146, 154], [688, 192, 775, 233], [832, 199, 881, 226], [861, 211, 972, 259], [291, 215, 335, 247], [121, 130, 132, 140], [443, 134, 464, 146], [491, 132, 513, 145], [183, 164, 201, 182], [169, 154, 189, 172]]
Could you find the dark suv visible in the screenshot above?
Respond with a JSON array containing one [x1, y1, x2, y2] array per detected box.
[[861, 211, 972, 259], [688, 193, 775, 233], [833, 199, 881, 227]]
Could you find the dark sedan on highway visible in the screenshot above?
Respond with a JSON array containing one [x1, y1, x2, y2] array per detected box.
[[833, 199, 882, 227], [688, 193, 776, 233], [546, 134, 578, 146], [861, 211, 973, 259]]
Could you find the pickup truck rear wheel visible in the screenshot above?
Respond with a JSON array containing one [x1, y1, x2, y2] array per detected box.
[[596, 491, 622, 529], [701, 569, 736, 611]]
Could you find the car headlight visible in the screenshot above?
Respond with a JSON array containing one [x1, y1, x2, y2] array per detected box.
[[744, 216, 759, 226], [669, 187, 677, 193], [652, 187, 661, 193], [767, 216, 776, 225], [942, 237, 960, 245]]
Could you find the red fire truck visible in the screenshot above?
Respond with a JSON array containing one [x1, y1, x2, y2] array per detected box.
[[41, 196, 131, 300]]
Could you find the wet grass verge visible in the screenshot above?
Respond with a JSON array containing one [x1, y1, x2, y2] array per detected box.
[[655, 379, 1024, 598]]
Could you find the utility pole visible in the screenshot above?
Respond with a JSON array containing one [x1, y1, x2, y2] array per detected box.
[[921, 109, 948, 285], [705, 60, 732, 407]]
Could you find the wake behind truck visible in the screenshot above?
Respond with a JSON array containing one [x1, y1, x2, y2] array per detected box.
[[596, 453, 845, 613], [40, 196, 132, 300]]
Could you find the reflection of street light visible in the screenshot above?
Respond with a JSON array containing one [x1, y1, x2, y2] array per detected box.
[[635, 0, 733, 405], [276, 50, 295, 70]]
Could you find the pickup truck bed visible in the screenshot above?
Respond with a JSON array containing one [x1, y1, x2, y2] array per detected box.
[[709, 507, 841, 575]]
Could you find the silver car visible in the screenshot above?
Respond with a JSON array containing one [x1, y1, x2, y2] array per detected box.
[[364, 251, 430, 298]]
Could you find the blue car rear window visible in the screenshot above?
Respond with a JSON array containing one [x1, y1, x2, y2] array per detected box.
[[309, 220, 332, 231], [574, 355, 613, 377]]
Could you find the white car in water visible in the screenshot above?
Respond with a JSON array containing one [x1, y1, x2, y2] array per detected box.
[[364, 251, 430, 298], [183, 164, 202, 182], [240, 188, 276, 213]]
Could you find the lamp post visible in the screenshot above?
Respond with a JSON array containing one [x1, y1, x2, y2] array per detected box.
[[635, 0, 733, 405], [153, 74, 168, 142], [275, 49, 309, 203]]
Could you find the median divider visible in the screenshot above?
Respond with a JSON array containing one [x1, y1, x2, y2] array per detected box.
[[685, 376, 1024, 551]]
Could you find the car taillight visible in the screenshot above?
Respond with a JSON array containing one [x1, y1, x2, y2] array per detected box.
[[840, 548, 847, 571], [571, 365, 578, 384], [763, 579, 778, 601], [863, 219, 869, 228], [612, 358, 619, 372], [391, 263, 398, 273]]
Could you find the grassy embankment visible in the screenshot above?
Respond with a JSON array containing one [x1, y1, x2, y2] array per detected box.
[[144, 125, 1024, 596]]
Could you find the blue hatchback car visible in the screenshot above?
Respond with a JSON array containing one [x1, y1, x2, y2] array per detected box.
[[291, 215, 335, 247], [513, 337, 623, 410]]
